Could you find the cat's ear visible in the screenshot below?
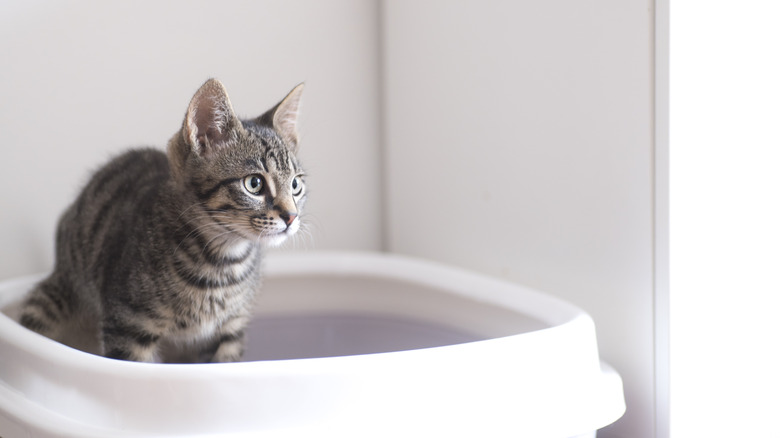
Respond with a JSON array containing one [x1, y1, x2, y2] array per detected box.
[[257, 83, 304, 153], [184, 78, 240, 157]]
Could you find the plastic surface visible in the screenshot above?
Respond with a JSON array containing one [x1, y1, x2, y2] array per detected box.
[[0, 251, 625, 437]]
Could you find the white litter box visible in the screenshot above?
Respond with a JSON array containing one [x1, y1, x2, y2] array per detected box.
[[0, 251, 624, 437]]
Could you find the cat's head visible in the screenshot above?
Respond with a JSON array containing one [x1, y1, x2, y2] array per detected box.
[[168, 78, 306, 247]]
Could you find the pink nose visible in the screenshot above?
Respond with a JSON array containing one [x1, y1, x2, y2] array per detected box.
[[281, 212, 297, 226]]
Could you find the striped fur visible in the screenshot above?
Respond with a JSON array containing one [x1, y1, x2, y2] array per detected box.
[[19, 79, 306, 363]]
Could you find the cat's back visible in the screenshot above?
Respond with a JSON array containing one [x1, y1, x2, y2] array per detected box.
[[57, 148, 171, 271], [74, 148, 170, 214], [86, 148, 169, 195]]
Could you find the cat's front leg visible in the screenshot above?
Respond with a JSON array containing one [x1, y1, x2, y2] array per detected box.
[[101, 316, 162, 362], [205, 316, 249, 363]]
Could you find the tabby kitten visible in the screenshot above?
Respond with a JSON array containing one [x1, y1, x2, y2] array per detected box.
[[18, 79, 306, 363]]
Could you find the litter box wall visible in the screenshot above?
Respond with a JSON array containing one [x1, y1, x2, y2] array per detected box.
[[380, 2, 657, 437]]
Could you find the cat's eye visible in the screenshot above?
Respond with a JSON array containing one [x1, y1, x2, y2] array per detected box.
[[243, 175, 264, 194], [291, 176, 304, 196]]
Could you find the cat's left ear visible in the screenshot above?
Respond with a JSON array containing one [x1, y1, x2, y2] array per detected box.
[[258, 83, 304, 153], [184, 78, 241, 157]]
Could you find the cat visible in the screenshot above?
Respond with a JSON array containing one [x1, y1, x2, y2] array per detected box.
[[18, 78, 306, 363]]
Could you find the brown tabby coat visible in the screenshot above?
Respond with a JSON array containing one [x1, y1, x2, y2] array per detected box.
[[19, 79, 306, 362]]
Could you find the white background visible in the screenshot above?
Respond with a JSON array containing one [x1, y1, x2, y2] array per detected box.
[[670, 1, 780, 436]]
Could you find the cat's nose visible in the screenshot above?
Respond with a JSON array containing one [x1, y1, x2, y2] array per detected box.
[[279, 211, 297, 227]]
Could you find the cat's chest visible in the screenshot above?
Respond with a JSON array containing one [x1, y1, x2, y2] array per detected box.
[[163, 241, 260, 337], [168, 242, 259, 303], [169, 281, 257, 337]]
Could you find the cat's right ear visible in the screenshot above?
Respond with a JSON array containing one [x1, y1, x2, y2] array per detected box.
[[183, 78, 240, 157], [256, 83, 305, 154]]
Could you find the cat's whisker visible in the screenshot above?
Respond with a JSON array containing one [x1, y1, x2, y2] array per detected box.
[[172, 221, 232, 259], [171, 218, 237, 253], [174, 212, 236, 234], [198, 229, 240, 260], [175, 201, 210, 222], [290, 221, 314, 249]]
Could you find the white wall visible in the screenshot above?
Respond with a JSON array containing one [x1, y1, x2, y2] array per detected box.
[[0, 0, 383, 279], [382, 2, 655, 437]]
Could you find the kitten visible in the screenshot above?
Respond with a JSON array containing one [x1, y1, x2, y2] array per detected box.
[[18, 79, 306, 363]]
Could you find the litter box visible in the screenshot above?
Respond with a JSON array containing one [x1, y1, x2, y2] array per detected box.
[[0, 251, 624, 437]]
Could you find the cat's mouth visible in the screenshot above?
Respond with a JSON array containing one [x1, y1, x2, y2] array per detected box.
[[256, 218, 300, 247], [260, 231, 291, 248]]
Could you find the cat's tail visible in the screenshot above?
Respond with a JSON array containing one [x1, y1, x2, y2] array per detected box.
[[19, 274, 74, 340]]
